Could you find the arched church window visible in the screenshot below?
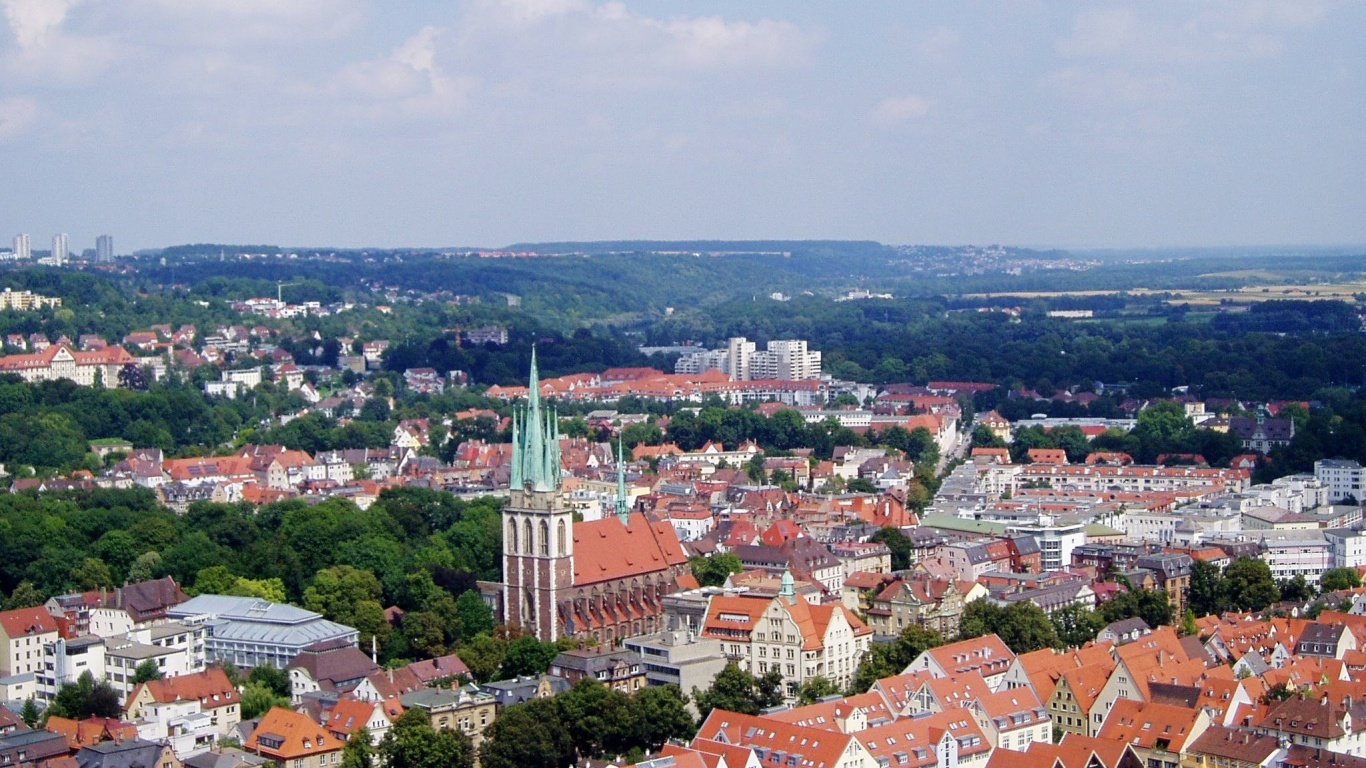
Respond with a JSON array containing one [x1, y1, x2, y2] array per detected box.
[[540, 520, 550, 556], [557, 519, 567, 554], [523, 520, 533, 557], [508, 519, 518, 554]]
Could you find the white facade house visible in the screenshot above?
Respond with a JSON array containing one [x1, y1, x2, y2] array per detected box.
[[1316, 459, 1366, 503]]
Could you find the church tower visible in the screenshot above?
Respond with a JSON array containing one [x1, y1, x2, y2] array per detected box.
[[502, 349, 575, 641]]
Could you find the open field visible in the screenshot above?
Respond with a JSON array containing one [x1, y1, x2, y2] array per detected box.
[[964, 282, 1366, 306]]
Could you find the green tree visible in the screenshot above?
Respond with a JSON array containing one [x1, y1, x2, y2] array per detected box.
[[378, 708, 475, 768], [847, 477, 878, 494], [869, 527, 912, 571], [3, 581, 44, 610], [126, 551, 166, 582], [994, 602, 1060, 653], [692, 663, 778, 719], [1051, 604, 1105, 649], [958, 601, 1059, 653], [19, 698, 40, 728], [556, 678, 634, 759], [229, 577, 288, 602], [852, 625, 945, 693], [240, 682, 290, 720], [455, 590, 496, 641], [1320, 568, 1362, 592], [48, 671, 121, 719], [304, 565, 392, 655], [500, 635, 561, 679], [341, 729, 374, 768], [1187, 560, 1226, 617], [458, 634, 506, 683], [133, 659, 164, 685], [1278, 575, 1315, 603], [478, 697, 574, 768], [404, 612, 449, 658], [1099, 588, 1174, 629], [247, 665, 291, 698], [627, 684, 695, 752], [1223, 557, 1280, 612], [796, 676, 841, 705], [69, 557, 114, 590], [690, 553, 744, 588]]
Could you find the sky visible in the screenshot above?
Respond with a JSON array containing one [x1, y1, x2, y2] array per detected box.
[[0, 0, 1362, 252]]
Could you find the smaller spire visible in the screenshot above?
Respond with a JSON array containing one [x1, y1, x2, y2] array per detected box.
[[615, 436, 629, 524], [780, 570, 796, 603]]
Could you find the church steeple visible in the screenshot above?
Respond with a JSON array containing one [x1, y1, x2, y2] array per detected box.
[[511, 347, 561, 492], [615, 436, 629, 524]]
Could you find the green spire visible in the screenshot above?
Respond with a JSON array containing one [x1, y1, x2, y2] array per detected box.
[[780, 570, 796, 603], [615, 436, 629, 523], [512, 347, 559, 492]]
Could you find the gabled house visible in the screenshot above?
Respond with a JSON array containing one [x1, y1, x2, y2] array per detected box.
[[244, 707, 343, 768], [1095, 698, 1211, 768], [902, 635, 1017, 692], [286, 639, 381, 704]]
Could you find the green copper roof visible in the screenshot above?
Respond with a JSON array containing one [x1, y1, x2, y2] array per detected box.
[[511, 347, 562, 492]]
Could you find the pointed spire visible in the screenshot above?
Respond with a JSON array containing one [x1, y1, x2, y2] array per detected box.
[[615, 436, 629, 524], [511, 346, 559, 493]]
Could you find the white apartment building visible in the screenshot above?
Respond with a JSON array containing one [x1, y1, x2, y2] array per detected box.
[[700, 574, 871, 700], [1251, 531, 1333, 584], [1325, 529, 1366, 570], [13, 233, 30, 260], [1316, 459, 1366, 503], [674, 336, 822, 381]]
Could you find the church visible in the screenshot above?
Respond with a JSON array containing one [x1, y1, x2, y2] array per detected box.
[[501, 352, 696, 643]]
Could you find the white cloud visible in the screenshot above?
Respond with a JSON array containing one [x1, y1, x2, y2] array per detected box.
[[0, 94, 39, 141], [131, 0, 364, 44], [654, 15, 814, 71], [870, 95, 932, 126], [332, 27, 473, 117], [1056, 2, 1331, 64], [493, 0, 589, 27], [2, 0, 75, 50], [1, 0, 116, 82]]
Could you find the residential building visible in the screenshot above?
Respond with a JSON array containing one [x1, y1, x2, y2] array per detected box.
[[701, 572, 871, 699], [1316, 459, 1366, 504], [1096, 698, 1211, 768], [866, 575, 967, 639], [399, 684, 498, 750], [548, 646, 646, 693], [286, 640, 380, 704], [693, 709, 875, 768], [124, 667, 241, 749], [1252, 694, 1366, 757], [902, 635, 1018, 692], [0, 607, 59, 677], [74, 738, 181, 768], [244, 707, 343, 768], [50, 233, 67, 266], [95, 235, 113, 263]]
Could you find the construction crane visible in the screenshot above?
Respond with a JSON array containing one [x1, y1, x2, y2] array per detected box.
[[276, 281, 298, 303]]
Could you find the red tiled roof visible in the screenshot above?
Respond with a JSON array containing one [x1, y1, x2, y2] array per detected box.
[[572, 512, 687, 587]]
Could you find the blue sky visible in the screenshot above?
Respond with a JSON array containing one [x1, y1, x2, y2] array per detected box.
[[0, 0, 1361, 251]]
